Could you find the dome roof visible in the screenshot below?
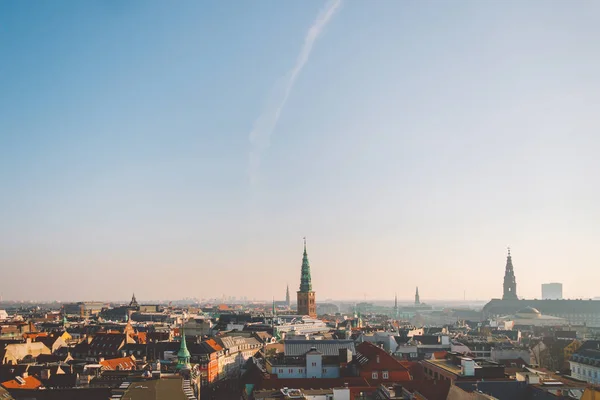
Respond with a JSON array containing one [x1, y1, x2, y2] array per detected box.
[[516, 306, 541, 318]]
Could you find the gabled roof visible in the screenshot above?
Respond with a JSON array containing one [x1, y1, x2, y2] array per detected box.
[[99, 355, 136, 371], [355, 342, 411, 380], [89, 333, 125, 351]]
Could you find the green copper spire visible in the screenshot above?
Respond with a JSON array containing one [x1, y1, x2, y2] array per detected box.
[[176, 325, 191, 371], [299, 237, 312, 292]]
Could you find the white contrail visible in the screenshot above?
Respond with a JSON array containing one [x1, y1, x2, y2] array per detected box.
[[248, 0, 342, 184]]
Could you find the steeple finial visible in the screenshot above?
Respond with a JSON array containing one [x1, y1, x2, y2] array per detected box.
[[299, 238, 312, 292], [507, 246, 511, 257]]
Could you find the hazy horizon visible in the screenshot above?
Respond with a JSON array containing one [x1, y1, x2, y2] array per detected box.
[[2, 1, 599, 302]]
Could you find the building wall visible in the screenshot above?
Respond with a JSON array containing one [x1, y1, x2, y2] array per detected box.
[[297, 291, 317, 317], [570, 361, 600, 385], [306, 353, 323, 378], [490, 348, 530, 363]]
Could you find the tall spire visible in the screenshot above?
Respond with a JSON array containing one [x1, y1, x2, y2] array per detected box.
[[415, 287, 420, 305], [285, 284, 290, 307], [176, 323, 191, 371], [299, 237, 312, 292], [502, 247, 518, 300]]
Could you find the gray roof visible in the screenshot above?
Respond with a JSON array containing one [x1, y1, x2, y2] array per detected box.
[[284, 340, 355, 357]]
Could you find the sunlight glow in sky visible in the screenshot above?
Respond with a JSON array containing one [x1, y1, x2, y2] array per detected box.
[[1, 1, 599, 302]]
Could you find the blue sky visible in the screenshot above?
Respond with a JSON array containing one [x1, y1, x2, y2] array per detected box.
[[1, 1, 599, 302]]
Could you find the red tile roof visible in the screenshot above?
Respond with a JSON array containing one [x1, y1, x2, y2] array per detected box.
[[1, 375, 43, 389], [204, 339, 223, 352], [99, 356, 136, 371], [400, 361, 425, 380], [356, 342, 411, 380]]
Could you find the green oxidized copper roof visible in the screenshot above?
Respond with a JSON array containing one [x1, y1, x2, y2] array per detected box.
[[299, 238, 312, 292], [178, 329, 191, 359], [176, 326, 191, 370]]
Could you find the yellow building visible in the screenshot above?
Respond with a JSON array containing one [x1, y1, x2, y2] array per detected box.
[[582, 388, 600, 400]]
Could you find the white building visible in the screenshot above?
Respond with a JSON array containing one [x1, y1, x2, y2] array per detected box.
[[498, 307, 568, 327], [542, 283, 563, 300], [569, 341, 600, 385]]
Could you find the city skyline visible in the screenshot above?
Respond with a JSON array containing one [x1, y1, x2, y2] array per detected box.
[[2, 1, 600, 301]]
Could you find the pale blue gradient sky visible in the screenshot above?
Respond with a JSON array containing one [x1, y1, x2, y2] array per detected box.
[[1, 1, 599, 302]]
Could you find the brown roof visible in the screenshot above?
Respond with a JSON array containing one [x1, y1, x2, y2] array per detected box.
[[99, 356, 136, 371], [1, 375, 43, 389]]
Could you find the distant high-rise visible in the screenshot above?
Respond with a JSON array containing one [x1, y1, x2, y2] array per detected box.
[[297, 238, 316, 317], [415, 287, 420, 305], [542, 283, 563, 300], [502, 248, 518, 300]]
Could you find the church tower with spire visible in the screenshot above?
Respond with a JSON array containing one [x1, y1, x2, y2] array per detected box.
[[415, 287, 420, 305], [176, 325, 191, 371], [297, 238, 316, 317], [286, 284, 291, 308], [503, 247, 518, 300]]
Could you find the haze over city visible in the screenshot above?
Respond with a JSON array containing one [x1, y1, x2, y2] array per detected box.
[[2, 1, 600, 302]]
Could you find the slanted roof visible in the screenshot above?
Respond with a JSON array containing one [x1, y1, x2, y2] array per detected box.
[[99, 355, 136, 371], [284, 340, 355, 357], [1, 375, 43, 389], [356, 342, 411, 380]]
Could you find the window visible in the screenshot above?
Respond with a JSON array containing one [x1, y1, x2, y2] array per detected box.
[[279, 369, 283, 373], [372, 371, 378, 379], [382, 371, 389, 379], [289, 369, 293, 374], [312, 362, 317, 367], [323, 368, 327, 373]]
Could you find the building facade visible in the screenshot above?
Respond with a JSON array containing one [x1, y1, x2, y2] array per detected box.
[[569, 341, 600, 385]]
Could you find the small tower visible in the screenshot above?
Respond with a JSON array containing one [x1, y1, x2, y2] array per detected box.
[[394, 293, 398, 318], [415, 287, 420, 306], [297, 238, 316, 317], [503, 247, 518, 300], [176, 326, 191, 371], [285, 284, 291, 308]]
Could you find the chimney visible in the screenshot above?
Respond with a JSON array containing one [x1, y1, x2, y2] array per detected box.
[[22, 372, 28, 379]]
